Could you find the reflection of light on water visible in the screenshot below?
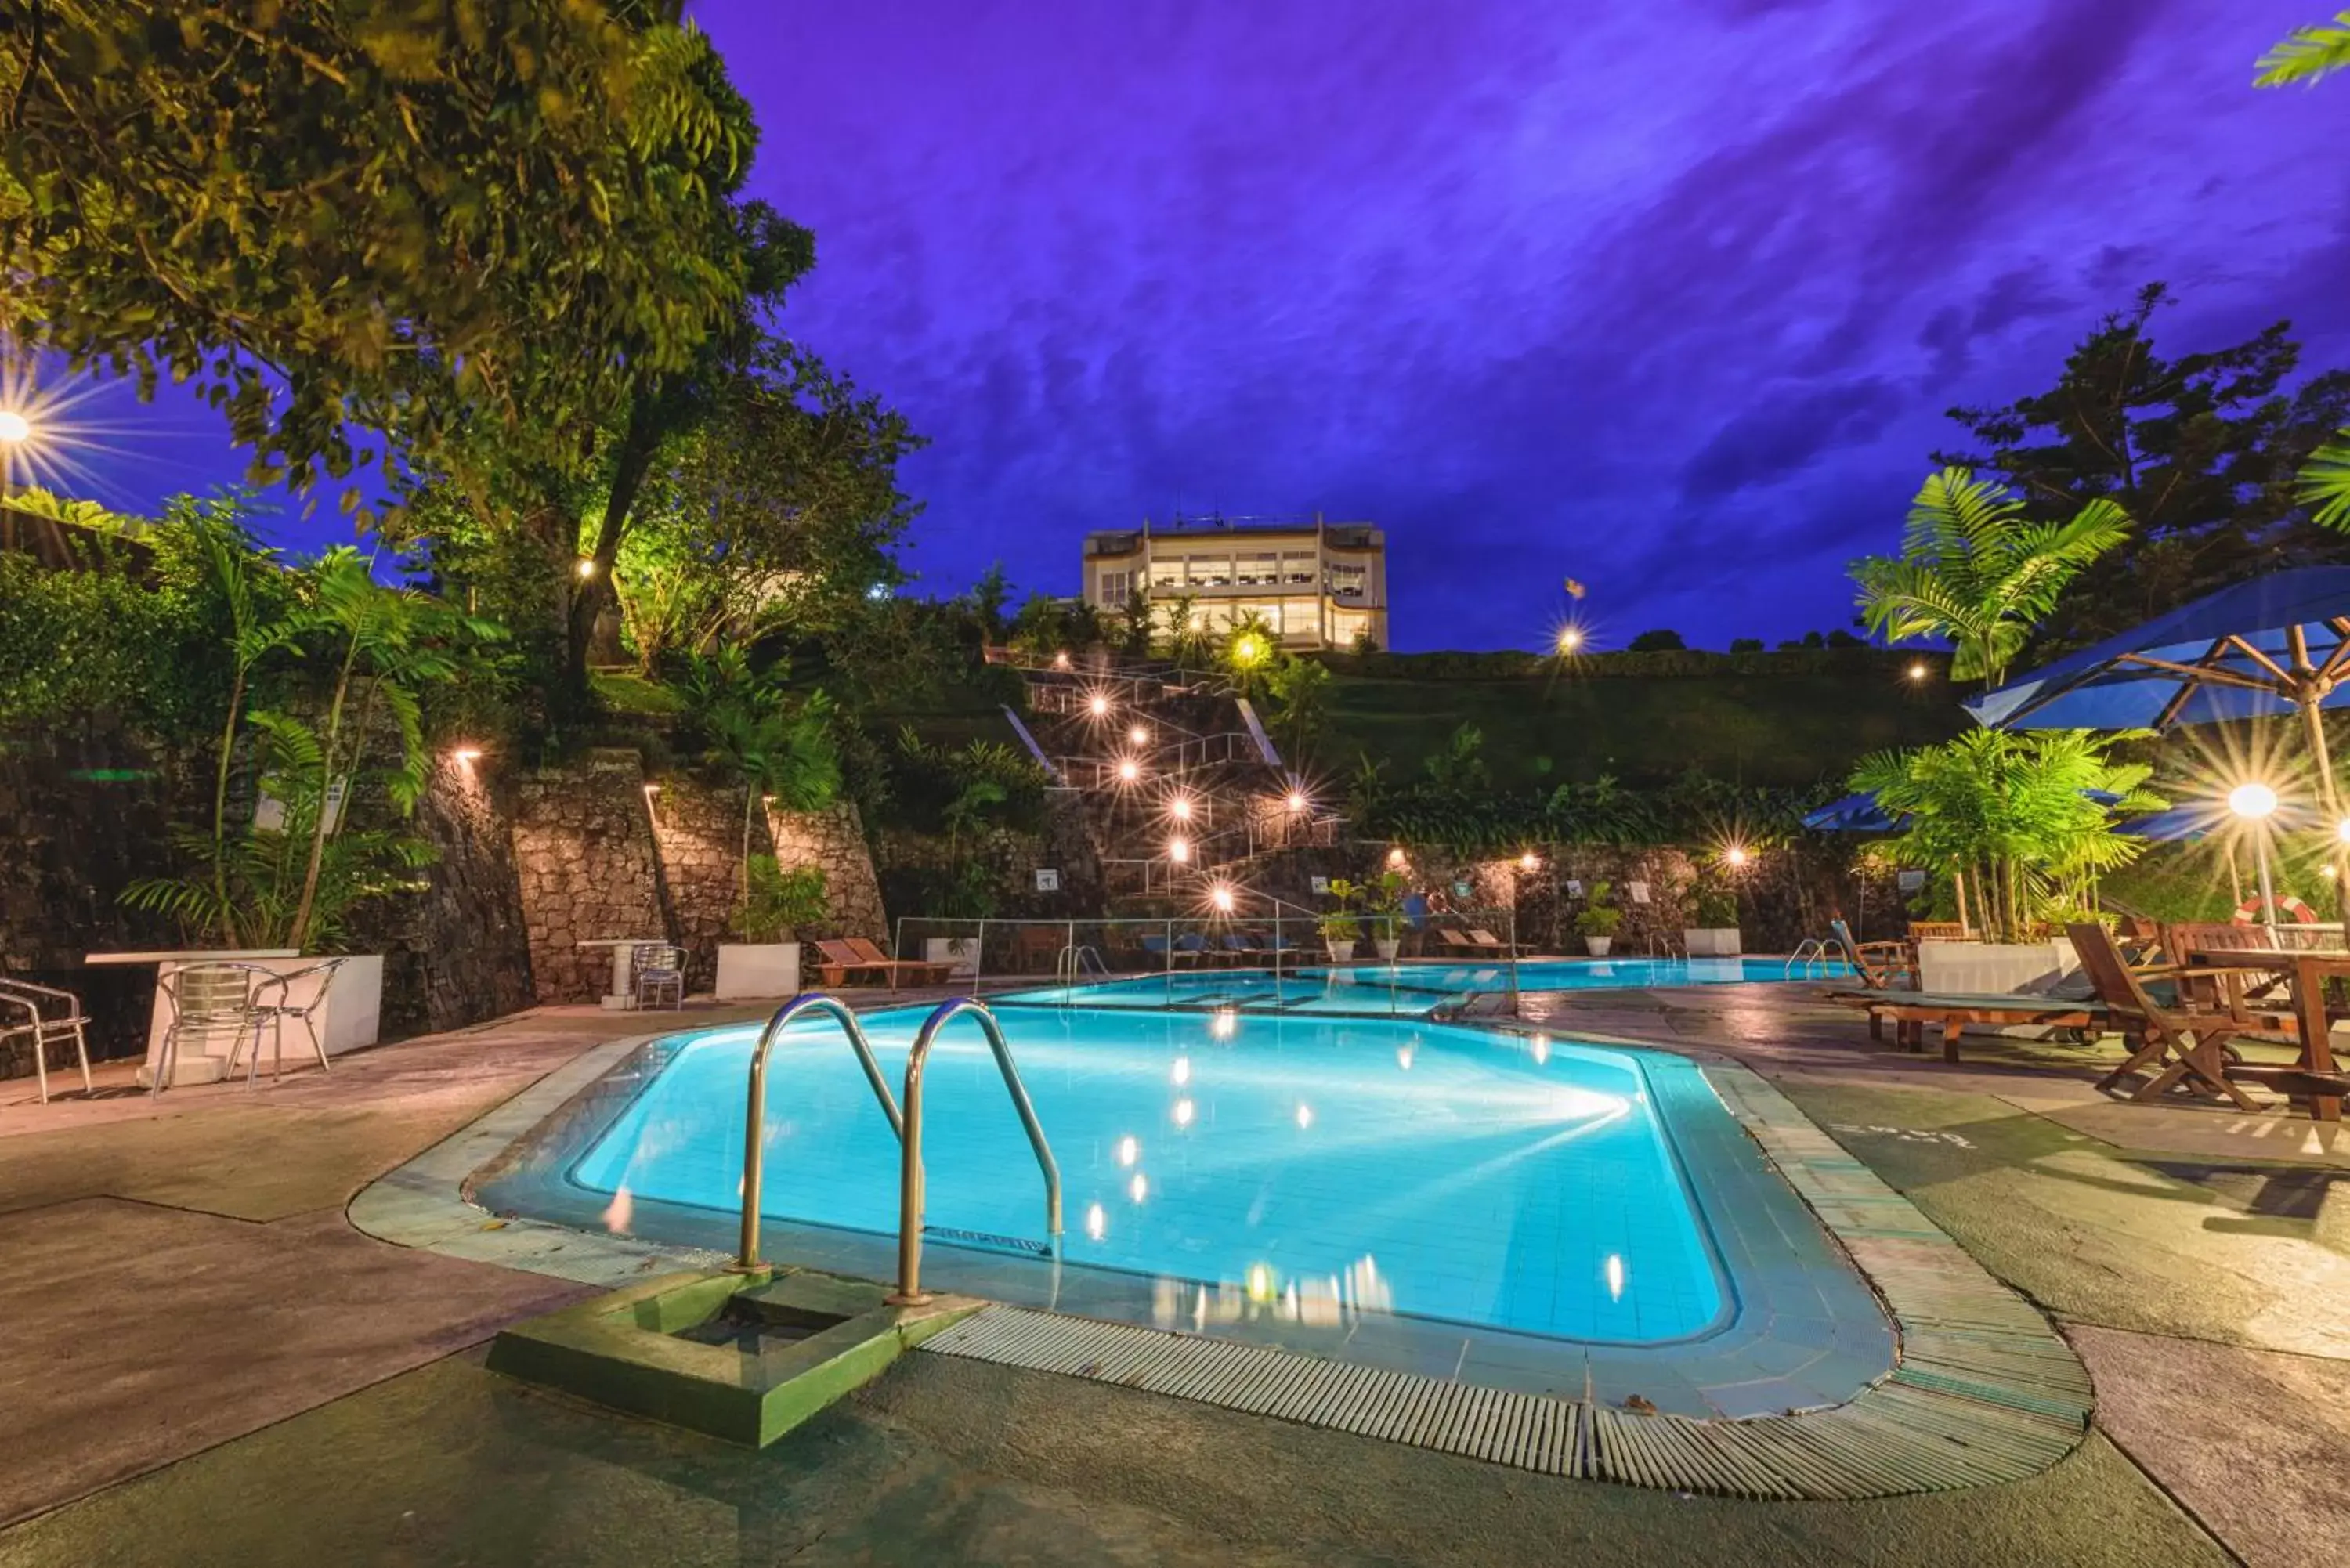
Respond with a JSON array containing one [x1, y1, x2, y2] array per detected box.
[[1171, 1055, 1191, 1086], [1209, 1008, 1238, 1042], [1294, 1102, 1314, 1129], [1396, 1045, 1414, 1070], [1116, 1135, 1139, 1166], [1531, 1034, 1550, 1065], [603, 1186, 634, 1234], [1085, 1202, 1106, 1241], [1605, 1253, 1626, 1301], [1547, 1086, 1627, 1122], [1173, 1097, 1195, 1127], [1246, 1263, 1274, 1302], [1128, 1172, 1149, 1202]]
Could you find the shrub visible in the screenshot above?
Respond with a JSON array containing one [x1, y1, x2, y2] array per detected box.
[[1573, 880, 1624, 938], [1626, 629, 1686, 652]]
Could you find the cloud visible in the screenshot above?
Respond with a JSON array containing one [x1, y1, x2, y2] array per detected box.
[[1682, 378, 1905, 500]]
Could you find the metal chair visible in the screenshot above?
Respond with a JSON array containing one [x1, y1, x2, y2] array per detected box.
[[230, 957, 347, 1086], [0, 978, 96, 1104], [153, 963, 269, 1097], [632, 943, 686, 1010]]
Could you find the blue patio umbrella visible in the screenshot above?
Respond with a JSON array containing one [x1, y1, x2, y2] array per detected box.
[[1966, 566, 2350, 734], [1801, 792, 1902, 833]]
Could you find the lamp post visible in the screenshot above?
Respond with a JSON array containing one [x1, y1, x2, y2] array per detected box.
[[2229, 782, 2281, 943]]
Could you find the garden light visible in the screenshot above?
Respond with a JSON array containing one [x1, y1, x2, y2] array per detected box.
[[449, 746, 483, 764], [1129, 724, 1149, 746], [1116, 757, 1141, 783], [1234, 634, 1267, 667], [1555, 627, 1583, 655], [0, 410, 30, 444], [1386, 847, 1408, 869], [1088, 692, 1112, 717], [1211, 883, 1236, 913], [2336, 816, 2350, 844], [1723, 844, 1750, 869], [1170, 795, 1194, 822], [2229, 782, 2280, 819], [1518, 851, 1539, 872], [1169, 837, 1191, 863], [1053, 650, 1071, 670], [1286, 789, 1308, 812], [576, 558, 597, 578], [1907, 662, 1929, 682]]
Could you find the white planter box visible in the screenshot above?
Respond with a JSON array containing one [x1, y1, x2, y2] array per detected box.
[[715, 942, 801, 1001], [1918, 938, 2078, 996], [1584, 936, 1614, 956], [1683, 927, 1742, 956], [1373, 937, 1401, 961], [923, 938, 980, 981], [139, 953, 383, 1086], [1325, 940, 1357, 962]]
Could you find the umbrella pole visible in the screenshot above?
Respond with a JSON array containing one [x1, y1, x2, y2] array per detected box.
[[2297, 699, 2350, 929], [2227, 846, 2243, 909]]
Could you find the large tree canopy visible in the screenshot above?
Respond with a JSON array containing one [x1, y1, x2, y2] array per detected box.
[[1934, 284, 2350, 649], [0, 0, 756, 499]]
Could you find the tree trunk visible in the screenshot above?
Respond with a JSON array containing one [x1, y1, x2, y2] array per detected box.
[[565, 394, 663, 689]]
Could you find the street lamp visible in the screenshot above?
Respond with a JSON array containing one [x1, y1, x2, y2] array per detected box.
[[1555, 627, 1583, 656], [0, 410, 30, 445], [1285, 789, 1307, 813], [1088, 692, 1112, 718], [2229, 782, 2281, 941]]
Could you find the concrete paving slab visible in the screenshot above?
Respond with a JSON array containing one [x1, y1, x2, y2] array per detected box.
[[2070, 1324, 2350, 1568], [0, 1198, 585, 1526]]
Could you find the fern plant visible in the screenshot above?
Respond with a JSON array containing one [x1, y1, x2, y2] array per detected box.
[[2256, 12, 2350, 87]]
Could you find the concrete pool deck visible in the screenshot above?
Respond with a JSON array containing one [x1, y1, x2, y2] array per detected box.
[[0, 980, 2341, 1565]]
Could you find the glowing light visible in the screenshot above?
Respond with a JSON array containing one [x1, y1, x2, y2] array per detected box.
[[1169, 837, 1191, 864], [576, 558, 597, 579], [1386, 847, 1408, 869], [602, 1186, 634, 1235], [1604, 1254, 1626, 1302], [1129, 1172, 1149, 1203], [2229, 782, 2280, 821], [1723, 844, 1750, 869], [1085, 1202, 1106, 1241], [1053, 650, 1071, 670], [0, 410, 29, 444], [1555, 627, 1584, 655], [1233, 634, 1267, 667], [866, 582, 891, 602], [1170, 1055, 1191, 1086], [1907, 662, 1929, 682], [1116, 758, 1141, 783], [1396, 1044, 1415, 1070], [1285, 790, 1308, 812], [1295, 1102, 1314, 1129], [1116, 1135, 1139, 1167], [1531, 1034, 1550, 1065], [1210, 883, 1236, 913], [1173, 1097, 1195, 1128], [1209, 1008, 1237, 1042], [449, 746, 483, 764], [2337, 817, 2350, 844], [1129, 724, 1149, 746], [1170, 796, 1195, 822], [1518, 851, 1539, 872], [642, 783, 661, 796], [2326, 865, 2341, 880], [1246, 1263, 1275, 1302], [1088, 692, 1112, 717]]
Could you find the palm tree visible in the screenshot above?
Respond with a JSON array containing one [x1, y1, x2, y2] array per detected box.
[[1850, 467, 2131, 689], [2256, 13, 2350, 87]]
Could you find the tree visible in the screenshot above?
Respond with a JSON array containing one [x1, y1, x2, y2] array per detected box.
[[2, 2, 757, 500], [1626, 629, 1685, 652], [2257, 13, 2350, 86], [683, 649, 840, 937], [1850, 468, 2131, 689], [1264, 654, 1332, 758], [1936, 285, 2350, 647], [967, 564, 1015, 645]]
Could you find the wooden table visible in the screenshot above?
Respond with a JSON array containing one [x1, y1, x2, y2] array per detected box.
[[2184, 948, 2348, 1122]]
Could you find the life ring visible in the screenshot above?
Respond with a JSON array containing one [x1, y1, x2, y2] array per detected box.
[[2232, 893, 2317, 926]]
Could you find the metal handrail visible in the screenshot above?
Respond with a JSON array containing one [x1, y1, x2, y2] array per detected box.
[[888, 997, 1063, 1305], [734, 994, 906, 1273]]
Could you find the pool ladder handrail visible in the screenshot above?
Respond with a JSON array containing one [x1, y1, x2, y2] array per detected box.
[[735, 994, 906, 1274], [1053, 944, 1111, 987], [888, 996, 1063, 1305], [1785, 937, 1856, 976]]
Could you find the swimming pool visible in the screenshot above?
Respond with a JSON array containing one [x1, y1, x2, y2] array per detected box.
[[999, 956, 1847, 1017]]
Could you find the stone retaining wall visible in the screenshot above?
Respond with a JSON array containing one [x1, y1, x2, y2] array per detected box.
[[513, 750, 670, 1004]]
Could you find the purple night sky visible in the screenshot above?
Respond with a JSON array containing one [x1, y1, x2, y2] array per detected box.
[[66, 2, 2350, 650]]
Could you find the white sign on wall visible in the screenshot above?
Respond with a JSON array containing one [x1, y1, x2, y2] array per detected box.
[[1564, 880, 1585, 899], [1896, 869, 1928, 894], [1034, 868, 1060, 892], [1626, 881, 1652, 905], [1309, 876, 1329, 894]]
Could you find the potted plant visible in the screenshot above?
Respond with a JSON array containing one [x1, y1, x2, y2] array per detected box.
[[1575, 880, 1623, 956], [715, 858, 829, 1000], [1683, 882, 1741, 956], [1320, 878, 1361, 962], [1365, 869, 1407, 961]]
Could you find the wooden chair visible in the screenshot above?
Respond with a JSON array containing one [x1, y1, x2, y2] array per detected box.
[[1829, 919, 1914, 992], [1907, 921, 1972, 942], [2159, 922, 2301, 1031], [2069, 923, 2258, 1111]]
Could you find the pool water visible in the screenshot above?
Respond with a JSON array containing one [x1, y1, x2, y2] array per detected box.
[[1001, 956, 1846, 1017], [571, 1006, 1727, 1344]]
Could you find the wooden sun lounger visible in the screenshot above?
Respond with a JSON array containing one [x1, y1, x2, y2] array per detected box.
[[812, 939, 953, 988], [843, 936, 954, 985], [1826, 988, 2106, 1061], [1433, 928, 1483, 957]]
